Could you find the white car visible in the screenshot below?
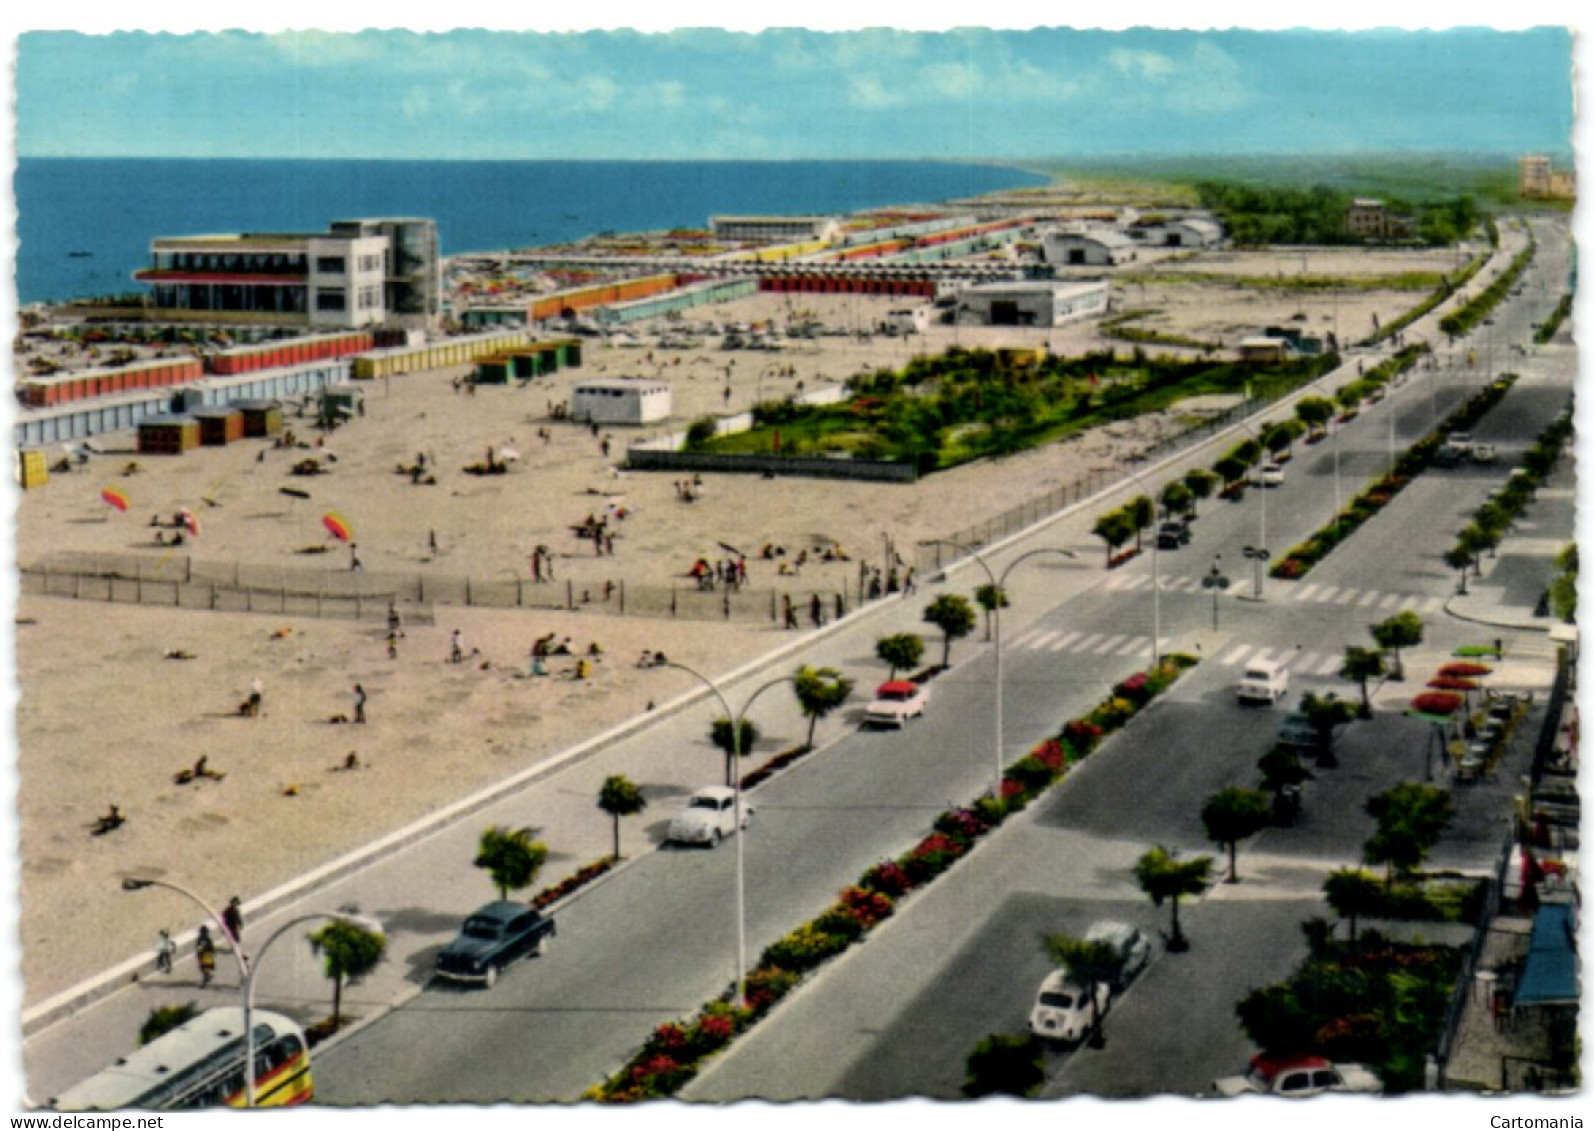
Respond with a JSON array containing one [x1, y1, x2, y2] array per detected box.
[[864, 680, 930, 728], [1214, 1054, 1383, 1097], [666, 786, 752, 847], [1258, 462, 1286, 487], [1028, 970, 1110, 1044]]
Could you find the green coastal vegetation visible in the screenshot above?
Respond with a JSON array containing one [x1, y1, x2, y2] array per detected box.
[[690, 347, 1339, 472]]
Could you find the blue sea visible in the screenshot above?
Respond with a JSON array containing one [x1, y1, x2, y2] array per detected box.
[[14, 159, 1050, 305]]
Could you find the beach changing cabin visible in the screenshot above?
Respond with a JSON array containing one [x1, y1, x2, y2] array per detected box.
[[191, 406, 245, 447], [138, 415, 201, 455], [570, 378, 672, 426]]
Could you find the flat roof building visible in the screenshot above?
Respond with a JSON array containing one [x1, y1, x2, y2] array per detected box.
[[571, 377, 672, 426], [1042, 228, 1138, 267], [954, 280, 1110, 328], [711, 215, 843, 244], [135, 218, 441, 331]]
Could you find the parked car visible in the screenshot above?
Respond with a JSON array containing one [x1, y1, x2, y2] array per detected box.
[[1257, 462, 1286, 487], [1432, 444, 1468, 468], [1276, 712, 1320, 753], [666, 786, 753, 846], [1471, 443, 1498, 464], [1445, 431, 1475, 455], [1213, 1054, 1382, 1097], [1028, 970, 1110, 1044], [434, 901, 556, 987], [864, 680, 930, 728], [1156, 519, 1193, 549], [1081, 920, 1152, 990], [1237, 658, 1290, 705]]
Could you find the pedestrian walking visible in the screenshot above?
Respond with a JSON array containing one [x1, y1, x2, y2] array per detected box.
[[783, 595, 798, 630], [222, 896, 244, 949], [349, 544, 363, 572], [387, 603, 405, 638], [450, 629, 464, 663], [196, 925, 216, 987], [246, 677, 263, 717], [353, 684, 367, 725], [155, 929, 175, 974], [387, 630, 399, 660], [809, 593, 824, 628]]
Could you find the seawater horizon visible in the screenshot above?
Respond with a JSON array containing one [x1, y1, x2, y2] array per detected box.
[[14, 157, 1051, 306]]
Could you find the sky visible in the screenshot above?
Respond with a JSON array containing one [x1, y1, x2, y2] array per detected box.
[[13, 23, 1576, 161]]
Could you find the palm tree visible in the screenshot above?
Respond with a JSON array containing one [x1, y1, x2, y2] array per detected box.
[[710, 717, 760, 786], [473, 825, 548, 900], [307, 920, 386, 1029], [1340, 645, 1386, 717], [875, 633, 924, 680], [1322, 868, 1382, 943], [1200, 787, 1272, 883], [596, 775, 647, 860], [1133, 846, 1212, 952], [1370, 611, 1423, 681], [793, 665, 853, 747], [922, 593, 977, 667], [1044, 933, 1122, 1047], [1092, 509, 1135, 566]]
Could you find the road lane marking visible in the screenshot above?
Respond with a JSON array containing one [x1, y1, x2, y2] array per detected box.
[[1358, 591, 1382, 607], [1116, 636, 1147, 655], [1317, 653, 1344, 675], [1104, 573, 1137, 592], [1379, 593, 1404, 609], [1294, 584, 1321, 602], [1422, 596, 1444, 613], [1250, 647, 1275, 667], [1222, 644, 1252, 666], [1336, 588, 1359, 603], [1094, 633, 1129, 654], [1074, 633, 1104, 652], [1050, 631, 1083, 652], [1166, 576, 1196, 592], [1025, 630, 1058, 650], [1315, 586, 1340, 602]]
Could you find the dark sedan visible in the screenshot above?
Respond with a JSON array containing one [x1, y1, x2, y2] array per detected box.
[[434, 901, 556, 987]]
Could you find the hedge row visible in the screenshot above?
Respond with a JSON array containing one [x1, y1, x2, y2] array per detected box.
[[1271, 375, 1519, 580], [590, 653, 1200, 1101], [1359, 246, 1490, 347], [1442, 407, 1574, 577], [1534, 293, 1573, 344], [1438, 238, 1537, 340]]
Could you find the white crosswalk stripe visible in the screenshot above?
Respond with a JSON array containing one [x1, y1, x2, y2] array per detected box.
[[1222, 644, 1253, 666], [1009, 629, 1041, 649], [1421, 596, 1444, 613], [1315, 586, 1340, 602], [1250, 647, 1276, 667], [1167, 576, 1197, 592], [1116, 636, 1147, 656], [1317, 653, 1344, 675], [1294, 583, 1321, 602], [1074, 633, 1104, 652], [1026, 630, 1059, 650], [1050, 631, 1084, 652], [1093, 634, 1129, 654], [1378, 593, 1403, 609], [1358, 591, 1382, 607], [1335, 588, 1359, 604], [1104, 573, 1138, 592]]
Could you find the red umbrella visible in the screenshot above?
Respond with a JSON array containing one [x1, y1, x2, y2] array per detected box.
[[100, 486, 130, 512], [323, 512, 354, 543]]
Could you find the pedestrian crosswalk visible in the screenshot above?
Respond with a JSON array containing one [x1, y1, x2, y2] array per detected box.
[[1006, 626, 1350, 677], [1100, 570, 1446, 614]]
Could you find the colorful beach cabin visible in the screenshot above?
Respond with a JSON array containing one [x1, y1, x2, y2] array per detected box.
[[138, 415, 201, 455]]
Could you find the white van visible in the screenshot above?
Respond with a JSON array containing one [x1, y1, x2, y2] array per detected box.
[[1237, 657, 1290, 704]]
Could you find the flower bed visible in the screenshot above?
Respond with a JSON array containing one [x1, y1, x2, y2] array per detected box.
[[1272, 375, 1517, 580], [739, 744, 813, 790], [531, 858, 616, 910], [591, 652, 1199, 1101]]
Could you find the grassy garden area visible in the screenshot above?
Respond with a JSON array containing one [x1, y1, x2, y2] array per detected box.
[[691, 347, 1339, 472]]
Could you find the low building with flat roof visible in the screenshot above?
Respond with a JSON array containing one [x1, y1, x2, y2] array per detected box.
[[571, 378, 672, 426], [1042, 228, 1138, 267], [954, 280, 1110, 328], [711, 215, 842, 244]]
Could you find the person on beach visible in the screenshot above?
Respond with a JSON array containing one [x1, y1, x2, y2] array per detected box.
[[353, 684, 367, 725], [388, 603, 404, 638], [247, 677, 263, 716], [387, 631, 399, 660], [196, 926, 216, 987], [450, 630, 464, 663], [810, 593, 824, 628], [155, 929, 175, 975]]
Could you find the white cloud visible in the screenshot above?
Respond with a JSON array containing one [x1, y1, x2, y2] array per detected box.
[[1108, 48, 1177, 82]]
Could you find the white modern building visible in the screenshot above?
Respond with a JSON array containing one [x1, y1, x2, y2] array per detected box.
[[571, 378, 673, 425], [710, 215, 843, 244], [135, 218, 441, 331], [954, 280, 1110, 328], [1042, 228, 1139, 267], [1157, 217, 1224, 249]]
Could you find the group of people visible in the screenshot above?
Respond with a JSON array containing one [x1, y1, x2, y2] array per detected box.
[[154, 896, 244, 988], [688, 555, 748, 592], [673, 475, 704, 503]]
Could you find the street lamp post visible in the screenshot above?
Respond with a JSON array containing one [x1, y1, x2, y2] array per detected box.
[[1232, 421, 1269, 600], [241, 912, 381, 1107], [1118, 467, 1164, 668], [660, 662, 794, 1006], [1201, 556, 1230, 630], [1243, 546, 1271, 600], [121, 877, 249, 985], [929, 539, 1077, 801]]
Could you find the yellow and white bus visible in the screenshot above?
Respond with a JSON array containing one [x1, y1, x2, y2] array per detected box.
[[51, 1007, 313, 1110]]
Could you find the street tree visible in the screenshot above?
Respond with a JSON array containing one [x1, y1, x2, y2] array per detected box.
[[1125, 494, 1155, 551], [1370, 611, 1424, 681], [1335, 384, 1362, 414], [1340, 645, 1387, 717], [1364, 782, 1453, 888], [962, 1034, 1045, 1097], [1044, 933, 1121, 1047], [922, 593, 977, 667], [1264, 419, 1307, 458], [473, 825, 549, 900], [1213, 455, 1248, 489], [1183, 468, 1219, 515], [1299, 690, 1358, 767], [1133, 845, 1212, 953], [1257, 745, 1312, 821], [1201, 787, 1273, 883], [1443, 544, 1476, 594], [597, 774, 647, 860], [710, 717, 760, 785], [1159, 479, 1193, 519], [1092, 508, 1136, 566], [1294, 395, 1335, 436], [875, 632, 925, 679], [307, 919, 386, 1029], [974, 583, 1009, 642], [1323, 868, 1383, 943], [793, 665, 854, 748]]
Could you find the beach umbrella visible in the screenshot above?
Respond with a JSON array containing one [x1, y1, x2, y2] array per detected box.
[[323, 512, 354, 543], [179, 507, 200, 539], [100, 486, 130, 513]]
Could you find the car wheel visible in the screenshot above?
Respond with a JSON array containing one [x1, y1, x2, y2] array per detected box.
[[534, 934, 549, 958], [483, 963, 499, 988]]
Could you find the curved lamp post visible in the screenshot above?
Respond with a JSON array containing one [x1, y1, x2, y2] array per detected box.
[[928, 539, 1077, 801], [1230, 419, 1270, 600], [242, 911, 382, 1107], [661, 661, 794, 1006], [121, 877, 250, 985]]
